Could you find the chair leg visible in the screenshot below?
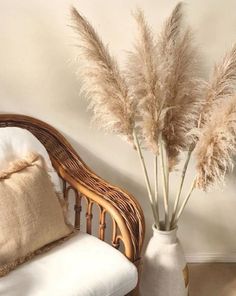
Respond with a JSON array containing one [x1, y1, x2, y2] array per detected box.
[[128, 285, 139, 296], [128, 258, 142, 296]]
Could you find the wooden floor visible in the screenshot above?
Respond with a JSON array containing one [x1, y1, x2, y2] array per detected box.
[[189, 263, 236, 296]]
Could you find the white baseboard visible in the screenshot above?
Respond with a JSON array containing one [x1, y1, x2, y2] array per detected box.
[[185, 253, 236, 263]]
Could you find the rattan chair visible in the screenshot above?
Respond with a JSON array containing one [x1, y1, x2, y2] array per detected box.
[[0, 114, 145, 296]]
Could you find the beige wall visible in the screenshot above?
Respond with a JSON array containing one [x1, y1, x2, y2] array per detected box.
[[1, 0, 236, 261]]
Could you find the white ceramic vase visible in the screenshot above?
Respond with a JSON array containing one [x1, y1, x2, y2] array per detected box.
[[140, 225, 189, 296]]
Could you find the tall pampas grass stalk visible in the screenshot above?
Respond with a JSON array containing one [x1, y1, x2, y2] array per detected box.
[[72, 3, 236, 231], [71, 6, 160, 227], [171, 44, 236, 227], [171, 45, 236, 227], [133, 131, 160, 227], [126, 9, 162, 227]]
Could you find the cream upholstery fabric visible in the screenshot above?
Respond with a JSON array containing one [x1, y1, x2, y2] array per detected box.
[[0, 127, 61, 192], [0, 154, 72, 274], [0, 232, 138, 296]]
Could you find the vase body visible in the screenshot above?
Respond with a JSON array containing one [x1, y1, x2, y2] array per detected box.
[[140, 225, 189, 296]]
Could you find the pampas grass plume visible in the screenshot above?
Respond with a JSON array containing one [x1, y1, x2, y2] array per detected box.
[[71, 7, 135, 143], [126, 9, 163, 154], [195, 95, 236, 189]]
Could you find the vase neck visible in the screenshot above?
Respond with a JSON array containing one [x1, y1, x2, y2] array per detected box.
[[152, 225, 177, 244]]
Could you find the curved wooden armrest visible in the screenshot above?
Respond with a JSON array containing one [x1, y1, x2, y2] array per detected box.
[[54, 152, 145, 262], [0, 114, 145, 263]]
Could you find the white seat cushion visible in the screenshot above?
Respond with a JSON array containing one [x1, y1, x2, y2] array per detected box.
[[0, 127, 61, 193], [0, 232, 138, 296]]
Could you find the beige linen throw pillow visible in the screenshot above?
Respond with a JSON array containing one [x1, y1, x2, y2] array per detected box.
[[0, 153, 73, 276]]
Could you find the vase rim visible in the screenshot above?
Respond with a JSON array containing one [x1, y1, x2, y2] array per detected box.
[[152, 223, 178, 235]]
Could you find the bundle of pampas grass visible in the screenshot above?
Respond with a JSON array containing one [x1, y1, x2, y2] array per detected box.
[[71, 2, 236, 230]]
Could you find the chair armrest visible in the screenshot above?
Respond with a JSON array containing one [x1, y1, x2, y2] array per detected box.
[[53, 149, 145, 262]]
